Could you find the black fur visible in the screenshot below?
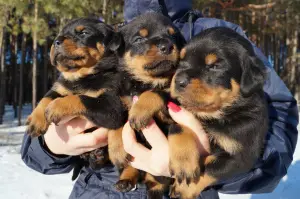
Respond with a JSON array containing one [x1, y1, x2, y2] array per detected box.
[[173, 27, 268, 190], [109, 13, 186, 197], [27, 18, 127, 180]]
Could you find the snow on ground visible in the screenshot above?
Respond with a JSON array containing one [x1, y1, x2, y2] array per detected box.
[[0, 105, 299, 199]]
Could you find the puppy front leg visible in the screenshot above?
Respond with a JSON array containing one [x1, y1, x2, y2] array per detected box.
[[168, 123, 201, 186], [27, 90, 62, 137], [45, 93, 126, 129], [129, 91, 167, 130]]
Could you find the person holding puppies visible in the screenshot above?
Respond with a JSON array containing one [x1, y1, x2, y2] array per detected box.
[[21, 0, 298, 199]]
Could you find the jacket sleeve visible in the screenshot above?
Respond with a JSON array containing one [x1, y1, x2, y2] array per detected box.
[[179, 18, 299, 194], [21, 133, 76, 175]]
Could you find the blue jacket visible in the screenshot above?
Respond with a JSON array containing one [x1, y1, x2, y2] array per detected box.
[[21, 0, 299, 198]]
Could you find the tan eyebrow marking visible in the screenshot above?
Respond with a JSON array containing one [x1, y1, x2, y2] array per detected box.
[[75, 25, 85, 32], [139, 28, 148, 37], [180, 48, 186, 59], [205, 54, 218, 65], [168, 27, 175, 35]]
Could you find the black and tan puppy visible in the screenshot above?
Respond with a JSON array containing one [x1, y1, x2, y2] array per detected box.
[[107, 13, 186, 198], [170, 27, 268, 199], [26, 18, 126, 170]]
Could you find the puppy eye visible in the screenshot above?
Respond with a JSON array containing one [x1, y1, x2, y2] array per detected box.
[[209, 64, 222, 72], [133, 37, 144, 43], [78, 31, 89, 36]]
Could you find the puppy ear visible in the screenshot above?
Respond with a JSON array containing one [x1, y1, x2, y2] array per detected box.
[[240, 55, 266, 97], [174, 31, 186, 50], [107, 32, 124, 53]]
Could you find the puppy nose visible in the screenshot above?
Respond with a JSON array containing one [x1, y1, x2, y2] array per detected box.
[[54, 36, 65, 47], [175, 73, 190, 89], [158, 42, 174, 54]]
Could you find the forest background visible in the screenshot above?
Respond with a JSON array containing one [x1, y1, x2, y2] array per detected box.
[[0, 0, 299, 125]]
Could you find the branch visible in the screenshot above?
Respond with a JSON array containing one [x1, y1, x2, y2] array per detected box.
[[218, 0, 235, 9], [225, 2, 276, 11]]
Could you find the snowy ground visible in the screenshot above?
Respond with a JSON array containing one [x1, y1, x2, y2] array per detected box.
[[0, 105, 299, 199]]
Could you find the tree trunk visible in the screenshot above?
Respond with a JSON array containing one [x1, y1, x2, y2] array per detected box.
[[11, 34, 18, 118], [102, 0, 110, 22], [0, 27, 7, 124], [43, 39, 48, 95], [32, 0, 38, 109], [18, 35, 26, 126]]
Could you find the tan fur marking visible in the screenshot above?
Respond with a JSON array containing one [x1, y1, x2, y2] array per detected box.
[[108, 127, 129, 167], [75, 25, 85, 32], [27, 97, 53, 136], [210, 133, 243, 155], [174, 78, 240, 119], [119, 165, 139, 184], [96, 43, 105, 58], [50, 45, 55, 65], [62, 67, 95, 81], [121, 96, 133, 110], [84, 89, 107, 98], [55, 40, 104, 78], [129, 91, 165, 130], [172, 174, 217, 199], [139, 28, 148, 37], [52, 83, 71, 96], [205, 53, 218, 65], [123, 46, 178, 87], [168, 27, 175, 35], [203, 155, 217, 166], [168, 125, 201, 183], [180, 48, 186, 59], [45, 95, 86, 123], [144, 173, 165, 191], [63, 39, 78, 53]]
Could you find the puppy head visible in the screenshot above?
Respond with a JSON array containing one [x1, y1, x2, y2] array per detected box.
[[171, 27, 266, 119], [50, 18, 117, 80], [113, 13, 186, 87]]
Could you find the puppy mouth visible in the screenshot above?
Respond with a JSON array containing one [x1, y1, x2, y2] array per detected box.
[[53, 52, 85, 70], [177, 97, 220, 113], [144, 60, 176, 77]]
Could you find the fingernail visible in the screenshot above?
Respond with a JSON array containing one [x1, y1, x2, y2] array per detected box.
[[167, 102, 181, 113], [133, 96, 139, 103]]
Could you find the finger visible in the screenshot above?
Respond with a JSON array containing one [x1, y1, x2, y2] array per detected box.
[[122, 122, 151, 162], [57, 116, 77, 125], [70, 128, 109, 148], [130, 158, 152, 173], [168, 102, 210, 154], [64, 117, 96, 134], [141, 120, 168, 148]]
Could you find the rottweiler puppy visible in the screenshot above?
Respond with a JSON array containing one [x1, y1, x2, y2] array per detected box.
[[107, 13, 186, 198], [26, 18, 126, 172], [169, 27, 268, 199]]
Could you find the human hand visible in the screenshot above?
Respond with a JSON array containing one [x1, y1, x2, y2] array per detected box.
[[122, 120, 171, 177], [167, 102, 210, 156], [44, 116, 109, 156], [122, 98, 210, 177]]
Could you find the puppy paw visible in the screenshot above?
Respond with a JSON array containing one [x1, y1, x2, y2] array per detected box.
[[45, 98, 69, 125], [169, 184, 181, 199], [114, 179, 136, 192], [88, 147, 109, 169], [168, 125, 201, 185], [26, 109, 49, 137], [128, 104, 153, 131]]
